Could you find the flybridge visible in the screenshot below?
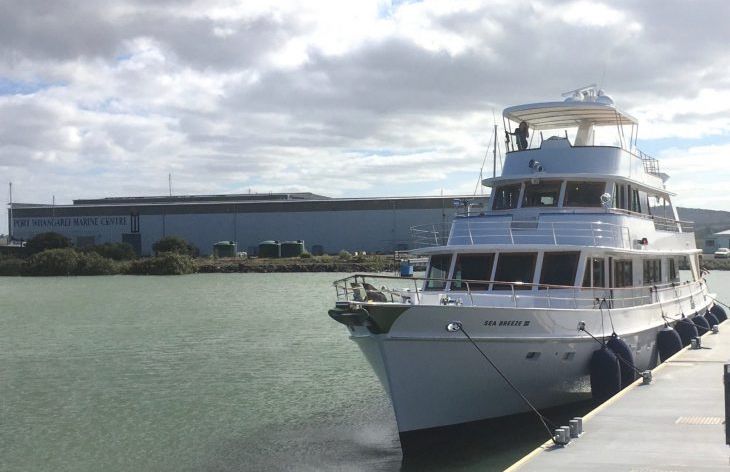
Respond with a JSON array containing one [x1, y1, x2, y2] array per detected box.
[[502, 85, 642, 153]]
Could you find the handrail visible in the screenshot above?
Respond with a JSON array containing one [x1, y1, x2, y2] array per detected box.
[[334, 273, 706, 311], [411, 219, 632, 249]]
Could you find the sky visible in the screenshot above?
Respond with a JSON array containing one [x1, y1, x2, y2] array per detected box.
[[2, 0, 730, 234]]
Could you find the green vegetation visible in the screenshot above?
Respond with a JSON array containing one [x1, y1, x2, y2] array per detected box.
[[25, 232, 72, 255], [338, 250, 352, 260], [152, 236, 198, 256], [86, 242, 137, 261], [126, 253, 196, 275]]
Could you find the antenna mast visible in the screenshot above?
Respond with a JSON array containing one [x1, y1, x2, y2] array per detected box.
[[493, 124, 497, 179], [8, 182, 12, 242], [168, 173, 172, 197]]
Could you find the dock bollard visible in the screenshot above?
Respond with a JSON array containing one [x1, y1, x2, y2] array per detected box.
[[569, 419, 581, 438], [554, 427, 570, 445], [713, 324, 719, 334], [691, 337, 701, 349], [725, 364, 730, 445]]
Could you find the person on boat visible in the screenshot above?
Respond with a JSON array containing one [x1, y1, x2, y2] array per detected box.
[[508, 121, 529, 150]]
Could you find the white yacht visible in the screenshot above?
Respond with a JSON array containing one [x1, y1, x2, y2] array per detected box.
[[329, 86, 716, 436]]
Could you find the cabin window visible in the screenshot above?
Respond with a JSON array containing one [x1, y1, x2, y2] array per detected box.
[[613, 260, 633, 288], [614, 183, 628, 210], [582, 257, 606, 287], [678, 255, 694, 283], [493, 253, 537, 290], [630, 187, 641, 213], [425, 254, 452, 290], [638, 191, 651, 215], [540, 252, 580, 287], [564, 182, 605, 207], [451, 254, 494, 291], [643, 259, 662, 284], [522, 181, 561, 207], [669, 258, 679, 282], [492, 184, 521, 210]]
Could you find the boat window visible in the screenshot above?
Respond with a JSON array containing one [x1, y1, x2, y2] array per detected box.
[[492, 184, 521, 210], [638, 191, 651, 215], [614, 183, 628, 210], [643, 259, 662, 284], [522, 181, 561, 207], [451, 254, 494, 291], [669, 258, 679, 282], [582, 257, 606, 288], [630, 187, 641, 213], [425, 254, 452, 290], [678, 255, 694, 283], [493, 253, 537, 290], [540, 252, 580, 287], [613, 259, 633, 288], [564, 182, 605, 207]]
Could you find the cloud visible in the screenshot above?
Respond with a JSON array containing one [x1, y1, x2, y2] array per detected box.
[[2, 0, 730, 234]]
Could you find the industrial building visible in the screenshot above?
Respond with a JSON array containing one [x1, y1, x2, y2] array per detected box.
[[8, 193, 484, 256]]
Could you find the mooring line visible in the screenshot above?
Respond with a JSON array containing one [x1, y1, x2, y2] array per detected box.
[[453, 322, 558, 445]]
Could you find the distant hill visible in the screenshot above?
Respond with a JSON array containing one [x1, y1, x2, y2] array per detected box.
[[677, 207, 730, 243]]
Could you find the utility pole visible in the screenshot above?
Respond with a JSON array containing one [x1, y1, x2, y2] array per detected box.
[[168, 173, 172, 197]]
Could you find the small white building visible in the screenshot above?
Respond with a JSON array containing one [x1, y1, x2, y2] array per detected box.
[[704, 229, 730, 253]]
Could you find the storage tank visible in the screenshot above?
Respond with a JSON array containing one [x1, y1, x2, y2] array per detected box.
[[258, 240, 281, 258], [213, 241, 237, 258], [280, 240, 305, 258]]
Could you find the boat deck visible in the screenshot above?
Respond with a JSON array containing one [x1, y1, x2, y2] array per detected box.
[[508, 319, 730, 471]]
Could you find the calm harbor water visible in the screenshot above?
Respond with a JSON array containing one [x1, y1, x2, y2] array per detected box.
[[1, 271, 729, 471]]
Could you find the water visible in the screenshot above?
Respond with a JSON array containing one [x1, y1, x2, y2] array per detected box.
[[1, 272, 728, 471]]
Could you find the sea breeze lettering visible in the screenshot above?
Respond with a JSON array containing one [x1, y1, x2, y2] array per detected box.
[[483, 320, 531, 327], [14, 216, 128, 228]]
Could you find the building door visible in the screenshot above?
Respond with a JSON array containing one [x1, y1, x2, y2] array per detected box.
[[122, 233, 142, 256]]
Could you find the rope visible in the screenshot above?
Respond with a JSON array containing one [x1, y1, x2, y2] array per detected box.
[[455, 322, 558, 445], [598, 298, 615, 335]]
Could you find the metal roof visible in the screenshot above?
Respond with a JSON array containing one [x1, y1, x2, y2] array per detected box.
[[503, 101, 637, 130]]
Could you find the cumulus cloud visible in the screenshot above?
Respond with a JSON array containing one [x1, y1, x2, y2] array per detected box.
[[2, 0, 730, 233]]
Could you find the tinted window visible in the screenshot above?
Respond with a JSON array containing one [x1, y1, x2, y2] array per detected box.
[[669, 258, 679, 282], [451, 254, 494, 291], [582, 257, 606, 288], [492, 184, 521, 210], [564, 182, 605, 207], [493, 253, 537, 290], [540, 252, 580, 287], [426, 254, 452, 290], [522, 181, 561, 207], [643, 259, 662, 284], [613, 260, 633, 288]]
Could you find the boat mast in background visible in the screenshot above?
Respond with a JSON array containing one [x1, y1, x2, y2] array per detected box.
[[8, 181, 12, 242]]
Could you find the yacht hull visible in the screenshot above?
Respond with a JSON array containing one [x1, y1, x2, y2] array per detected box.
[[348, 301, 709, 433]]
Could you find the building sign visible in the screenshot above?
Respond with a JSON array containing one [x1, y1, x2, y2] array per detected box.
[[13, 216, 128, 229]]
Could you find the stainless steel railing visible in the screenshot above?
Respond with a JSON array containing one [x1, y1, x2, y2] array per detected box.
[[333, 273, 706, 311]]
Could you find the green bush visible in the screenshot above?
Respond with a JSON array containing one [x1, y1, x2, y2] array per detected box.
[[25, 248, 81, 276], [299, 251, 312, 259], [26, 232, 72, 255], [0, 258, 25, 276], [338, 250, 352, 260], [126, 253, 196, 275], [152, 236, 197, 256], [76, 252, 118, 275], [88, 242, 137, 261]]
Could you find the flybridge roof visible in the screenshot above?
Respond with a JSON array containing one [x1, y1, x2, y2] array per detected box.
[[503, 101, 638, 130]]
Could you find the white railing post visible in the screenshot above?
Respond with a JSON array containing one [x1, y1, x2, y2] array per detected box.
[[552, 223, 557, 245], [511, 285, 517, 307], [546, 286, 552, 308]]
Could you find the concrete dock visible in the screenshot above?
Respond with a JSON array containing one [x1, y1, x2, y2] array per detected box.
[[508, 322, 730, 471]]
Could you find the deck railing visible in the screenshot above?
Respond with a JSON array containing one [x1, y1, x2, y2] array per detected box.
[[411, 220, 631, 249], [334, 274, 706, 311]]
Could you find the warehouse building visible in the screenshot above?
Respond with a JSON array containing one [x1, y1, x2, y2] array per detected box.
[[8, 193, 484, 256]]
